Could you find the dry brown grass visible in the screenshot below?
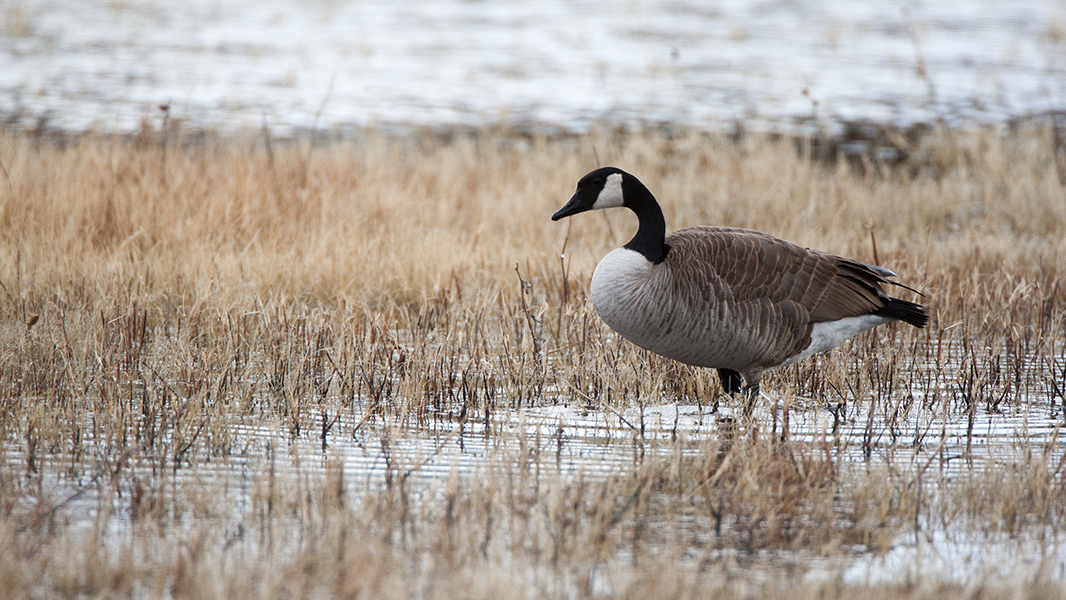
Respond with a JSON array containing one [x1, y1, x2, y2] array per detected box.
[[0, 122, 1065, 598]]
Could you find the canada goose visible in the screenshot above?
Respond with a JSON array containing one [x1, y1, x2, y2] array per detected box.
[[552, 167, 928, 400]]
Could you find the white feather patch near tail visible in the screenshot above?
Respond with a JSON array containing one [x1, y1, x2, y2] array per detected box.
[[783, 314, 892, 367]]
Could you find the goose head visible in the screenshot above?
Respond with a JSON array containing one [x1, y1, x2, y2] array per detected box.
[[551, 167, 631, 220], [552, 167, 670, 264]]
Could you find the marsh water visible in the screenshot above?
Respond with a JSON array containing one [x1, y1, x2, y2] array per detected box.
[[2, 0, 1063, 135], [6, 385, 1064, 586]]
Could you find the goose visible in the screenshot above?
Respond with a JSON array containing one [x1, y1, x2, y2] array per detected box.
[[552, 167, 928, 401]]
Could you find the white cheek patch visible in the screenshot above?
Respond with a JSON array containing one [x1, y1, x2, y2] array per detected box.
[[591, 173, 624, 210]]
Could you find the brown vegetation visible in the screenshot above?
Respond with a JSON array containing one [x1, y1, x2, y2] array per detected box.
[[0, 122, 1064, 598]]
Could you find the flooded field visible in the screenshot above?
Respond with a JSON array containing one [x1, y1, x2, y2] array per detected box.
[[5, 386, 1065, 592], [1, 123, 1064, 597], [2, 0, 1065, 134]]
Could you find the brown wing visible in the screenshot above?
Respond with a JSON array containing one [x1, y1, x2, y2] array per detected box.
[[666, 226, 889, 318], [661, 226, 893, 368]]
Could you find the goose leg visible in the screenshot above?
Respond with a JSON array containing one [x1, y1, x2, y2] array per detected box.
[[717, 368, 744, 395], [739, 370, 763, 418], [719, 368, 762, 417], [742, 383, 761, 417]]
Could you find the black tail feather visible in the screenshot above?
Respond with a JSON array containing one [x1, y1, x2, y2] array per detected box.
[[875, 297, 929, 328]]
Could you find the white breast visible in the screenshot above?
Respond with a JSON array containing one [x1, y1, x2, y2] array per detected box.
[[589, 248, 706, 364], [590, 248, 655, 324]]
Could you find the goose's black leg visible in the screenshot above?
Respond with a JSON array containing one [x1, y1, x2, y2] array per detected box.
[[717, 368, 743, 395], [742, 382, 761, 417], [719, 368, 760, 417]]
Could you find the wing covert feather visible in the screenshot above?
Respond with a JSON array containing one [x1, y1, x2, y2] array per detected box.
[[663, 226, 894, 328]]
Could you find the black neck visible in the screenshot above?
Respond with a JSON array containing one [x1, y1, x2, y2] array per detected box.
[[621, 180, 669, 264]]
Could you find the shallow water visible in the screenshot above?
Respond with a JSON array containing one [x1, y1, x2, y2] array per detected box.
[[6, 390, 1063, 586], [2, 0, 1063, 134]]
